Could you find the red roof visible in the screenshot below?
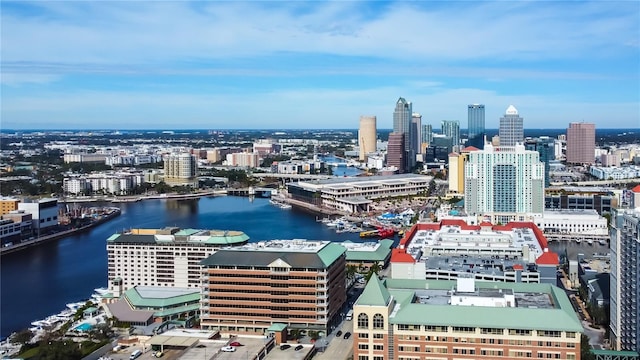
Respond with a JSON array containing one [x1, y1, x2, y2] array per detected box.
[[513, 264, 524, 270], [463, 146, 480, 152], [632, 185, 640, 193], [479, 221, 493, 227], [536, 251, 559, 266], [391, 249, 416, 263]]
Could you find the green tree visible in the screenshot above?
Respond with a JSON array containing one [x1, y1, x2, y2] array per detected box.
[[580, 334, 594, 360], [365, 262, 382, 281], [37, 340, 82, 360], [346, 264, 358, 281]]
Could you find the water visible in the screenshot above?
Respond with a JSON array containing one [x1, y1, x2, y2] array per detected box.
[[0, 196, 364, 339]]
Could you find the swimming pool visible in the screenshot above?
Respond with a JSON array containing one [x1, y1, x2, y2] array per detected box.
[[74, 323, 93, 332]]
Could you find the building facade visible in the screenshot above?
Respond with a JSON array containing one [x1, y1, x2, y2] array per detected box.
[[410, 113, 422, 166], [387, 133, 406, 173], [467, 104, 485, 149], [610, 208, 640, 353], [441, 120, 460, 151], [525, 137, 554, 187], [393, 97, 414, 170], [464, 144, 545, 222], [499, 105, 524, 146], [106, 227, 249, 295], [359, 116, 378, 161], [566, 122, 595, 165], [352, 277, 583, 360], [422, 124, 433, 147], [0, 197, 20, 215], [199, 240, 347, 335], [17, 198, 58, 232], [447, 152, 467, 194], [164, 153, 198, 187]]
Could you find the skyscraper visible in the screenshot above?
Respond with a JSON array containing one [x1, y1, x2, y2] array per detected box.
[[411, 113, 422, 164], [358, 116, 377, 161], [441, 120, 460, 150], [499, 105, 524, 146], [464, 143, 544, 222], [393, 97, 414, 170], [610, 208, 640, 352], [387, 133, 405, 173], [525, 137, 554, 187], [421, 124, 433, 146], [467, 104, 485, 149], [566, 122, 596, 165]]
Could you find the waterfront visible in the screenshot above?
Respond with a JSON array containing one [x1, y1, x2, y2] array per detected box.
[[0, 196, 365, 340]]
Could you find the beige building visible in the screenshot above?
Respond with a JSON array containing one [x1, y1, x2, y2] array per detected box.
[[163, 153, 198, 187], [359, 116, 377, 161], [200, 240, 347, 335], [0, 197, 20, 215]]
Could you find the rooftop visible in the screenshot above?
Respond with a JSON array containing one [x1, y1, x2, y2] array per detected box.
[[343, 239, 394, 262], [106, 227, 250, 246]]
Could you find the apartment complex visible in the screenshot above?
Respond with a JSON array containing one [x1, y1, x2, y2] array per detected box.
[[106, 227, 249, 296], [352, 277, 583, 360], [464, 143, 545, 223], [391, 220, 559, 284], [441, 120, 460, 151], [610, 208, 640, 353], [498, 105, 524, 146], [0, 197, 20, 215], [566, 122, 595, 165], [287, 174, 431, 214], [199, 240, 347, 335], [163, 153, 198, 187]]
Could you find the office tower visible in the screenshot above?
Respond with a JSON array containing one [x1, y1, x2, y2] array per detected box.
[[393, 97, 415, 170], [106, 227, 249, 295], [164, 152, 198, 187], [358, 116, 377, 161], [566, 122, 596, 165], [200, 240, 346, 335], [421, 124, 433, 146], [610, 208, 640, 352], [499, 105, 524, 146], [464, 143, 545, 222], [448, 152, 468, 194], [525, 138, 554, 188], [387, 133, 405, 173], [352, 277, 582, 360], [410, 113, 421, 164], [468, 104, 486, 149], [441, 120, 460, 150]]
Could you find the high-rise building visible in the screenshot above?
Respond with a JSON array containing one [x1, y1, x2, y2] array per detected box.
[[387, 133, 405, 173], [358, 116, 377, 161], [441, 120, 460, 150], [164, 153, 198, 187], [200, 240, 346, 335], [352, 277, 582, 360], [448, 152, 468, 194], [525, 137, 554, 188], [106, 227, 249, 296], [499, 105, 524, 146], [411, 113, 422, 162], [610, 208, 640, 353], [393, 97, 414, 170], [464, 143, 545, 223], [468, 104, 486, 149], [421, 124, 433, 147], [566, 122, 596, 165]]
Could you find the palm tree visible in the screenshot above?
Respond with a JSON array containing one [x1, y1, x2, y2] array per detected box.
[[346, 265, 358, 280], [365, 262, 382, 281]]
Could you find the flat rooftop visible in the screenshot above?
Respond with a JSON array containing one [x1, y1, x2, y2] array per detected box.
[[411, 288, 552, 309], [234, 240, 331, 253]]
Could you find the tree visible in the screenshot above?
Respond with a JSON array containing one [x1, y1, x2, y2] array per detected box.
[[10, 329, 33, 345], [346, 264, 358, 281], [38, 340, 83, 360], [365, 262, 381, 281], [580, 334, 594, 360]]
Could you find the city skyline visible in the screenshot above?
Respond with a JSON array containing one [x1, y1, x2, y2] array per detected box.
[[2, 1, 639, 130]]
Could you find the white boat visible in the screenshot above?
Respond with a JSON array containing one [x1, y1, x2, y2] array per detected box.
[[279, 203, 292, 210], [94, 287, 110, 295]]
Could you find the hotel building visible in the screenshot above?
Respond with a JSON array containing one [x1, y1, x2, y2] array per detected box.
[[106, 227, 249, 296], [199, 240, 346, 335], [287, 174, 431, 214], [391, 220, 559, 284], [352, 277, 583, 360]]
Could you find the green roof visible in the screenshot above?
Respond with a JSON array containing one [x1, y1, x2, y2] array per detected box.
[[124, 287, 200, 309], [357, 276, 391, 306], [382, 279, 583, 332], [106, 229, 249, 245], [267, 323, 288, 332], [345, 239, 393, 262], [591, 350, 639, 356], [317, 243, 347, 267], [153, 303, 200, 317]]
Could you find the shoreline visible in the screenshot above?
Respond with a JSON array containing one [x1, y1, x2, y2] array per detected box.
[[59, 189, 227, 203]]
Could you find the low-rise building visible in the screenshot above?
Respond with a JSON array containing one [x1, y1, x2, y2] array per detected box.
[[353, 277, 583, 360], [343, 239, 394, 272], [17, 198, 58, 232]]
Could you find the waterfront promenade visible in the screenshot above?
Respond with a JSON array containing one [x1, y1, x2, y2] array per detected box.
[[59, 189, 226, 203]]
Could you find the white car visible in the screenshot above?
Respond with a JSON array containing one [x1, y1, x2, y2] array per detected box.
[[221, 346, 236, 352]]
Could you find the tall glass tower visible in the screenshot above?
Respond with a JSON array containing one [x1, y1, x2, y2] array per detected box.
[[441, 120, 460, 149], [499, 105, 524, 146], [393, 97, 414, 170], [467, 104, 485, 149]]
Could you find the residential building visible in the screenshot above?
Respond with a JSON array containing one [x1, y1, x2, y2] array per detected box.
[[590, 165, 640, 180], [464, 143, 545, 223], [391, 220, 559, 284], [601, 154, 621, 167], [498, 105, 524, 146], [359, 116, 378, 161], [199, 240, 347, 335], [467, 104, 486, 149], [525, 137, 554, 187], [63, 153, 109, 164], [610, 207, 640, 353], [393, 97, 414, 170], [286, 174, 431, 214], [164, 153, 198, 187], [106, 227, 249, 296], [225, 152, 261, 168], [441, 120, 460, 151], [566, 122, 596, 165], [352, 277, 583, 360], [0, 197, 20, 215], [387, 133, 405, 173], [253, 139, 281, 156], [447, 152, 468, 195], [18, 198, 58, 232], [545, 186, 617, 215], [421, 124, 433, 147], [410, 114, 422, 166]]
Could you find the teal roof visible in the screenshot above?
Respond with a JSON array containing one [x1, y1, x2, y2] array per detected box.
[[345, 239, 393, 262], [382, 279, 583, 332], [591, 350, 639, 356], [317, 243, 347, 267], [268, 323, 288, 332], [153, 303, 200, 317], [357, 276, 391, 306], [124, 287, 200, 309], [175, 229, 200, 236], [106, 229, 249, 245]]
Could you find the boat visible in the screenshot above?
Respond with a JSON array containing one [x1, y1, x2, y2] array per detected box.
[[598, 239, 608, 246], [377, 227, 395, 239], [278, 203, 292, 210], [360, 230, 379, 238]]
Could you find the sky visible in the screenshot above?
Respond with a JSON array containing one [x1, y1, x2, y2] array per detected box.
[[1, 1, 639, 130]]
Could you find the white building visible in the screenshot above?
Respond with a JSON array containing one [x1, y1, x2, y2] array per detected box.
[[225, 152, 261, 168], [590, 165, 640, 180], [465, 143, 545, 224], [63, 176, 89, 195], [535, 209, 609, 236], [18, 198, 58, 231]]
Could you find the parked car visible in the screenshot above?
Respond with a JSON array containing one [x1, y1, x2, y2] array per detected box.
[[153, 351, 163, 358], [336, 330, 342, 337], [229, 341, 242, 347], [343, 332, 351, 339], [221, 346, 236, 352], [295, 345, 303, 351], [280, 344, 291, 350]]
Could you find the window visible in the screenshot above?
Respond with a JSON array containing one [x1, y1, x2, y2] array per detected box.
[[358, 313, 369, 329], [373, 313, 384, 329]]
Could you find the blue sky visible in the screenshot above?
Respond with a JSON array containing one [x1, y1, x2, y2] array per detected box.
[[1, 1, 639, 130]]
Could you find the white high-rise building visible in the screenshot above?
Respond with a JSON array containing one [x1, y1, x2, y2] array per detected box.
[[464, 143, 545, 223]]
